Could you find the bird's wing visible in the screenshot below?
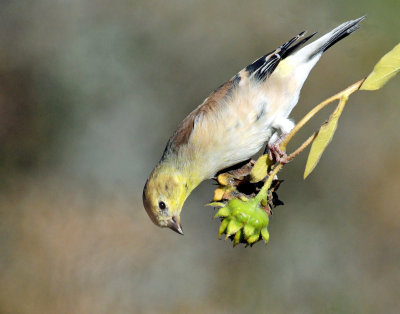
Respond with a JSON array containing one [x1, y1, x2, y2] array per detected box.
[[162, 78, 237, 158], [161, 32, 316, 159], [243, 31, 316, 81]]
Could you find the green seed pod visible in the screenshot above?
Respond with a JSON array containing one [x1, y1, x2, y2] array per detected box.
[[228, 198, 247, 211], [246, 207, 269, 229], [211, 173, 283, 246]]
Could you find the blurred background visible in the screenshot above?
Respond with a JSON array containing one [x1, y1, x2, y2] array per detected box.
[[0, 1, 399, 313]]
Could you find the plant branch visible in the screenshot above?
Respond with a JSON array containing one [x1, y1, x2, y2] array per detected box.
[[286, 132, 318, 162], [255, 79, 364, 202], [280, 79, 364, 151], [255, 163, 282, 202]]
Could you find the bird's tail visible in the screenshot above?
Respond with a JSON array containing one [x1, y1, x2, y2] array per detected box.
[[293, 16, 366, 61]]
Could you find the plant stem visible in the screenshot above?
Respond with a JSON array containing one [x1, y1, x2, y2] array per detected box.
[[280, 79, 364, 151], [255, 132, 317, 202], [286, 132, 318, 162], [255, 163, 282, 202], [255, 78, 364, 203]]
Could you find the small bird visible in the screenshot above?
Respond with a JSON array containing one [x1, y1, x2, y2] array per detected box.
[[143, 17, 365, 234]]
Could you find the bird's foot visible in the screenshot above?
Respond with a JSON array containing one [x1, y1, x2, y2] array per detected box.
[[267, 134, 289, 164]]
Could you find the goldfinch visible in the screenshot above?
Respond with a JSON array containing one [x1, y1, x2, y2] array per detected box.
[[143, 17, 365, 234]]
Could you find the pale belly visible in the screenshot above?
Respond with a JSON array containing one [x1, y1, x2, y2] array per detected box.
[[189, 89, 282, 178]]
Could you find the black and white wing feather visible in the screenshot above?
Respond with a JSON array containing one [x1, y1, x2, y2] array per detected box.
[[245, 31, 317, 81]]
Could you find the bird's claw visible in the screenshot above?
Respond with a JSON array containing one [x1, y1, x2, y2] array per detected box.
[[268, 144, 288, 164], [267, 135, 289, 164]]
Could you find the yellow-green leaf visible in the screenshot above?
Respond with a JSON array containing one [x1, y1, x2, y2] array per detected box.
[[218, 218, 229, 237], [214, 206, 231, 218], [217, 173, 232, 186], [233, 230, 242, 247], [243, 224, 255, 239], [250, 154, 273, 183], [205, 202, 225, 207], [361, 43, 400, 90], [247, 232, 260, 244], [304, 95, 349, 179], [225, 219, 243, 238], [261, 227, 270, 244]]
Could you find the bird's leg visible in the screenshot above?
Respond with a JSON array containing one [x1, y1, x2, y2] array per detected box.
[[266, 117, 295, 164], [267, 133, 289, 164]]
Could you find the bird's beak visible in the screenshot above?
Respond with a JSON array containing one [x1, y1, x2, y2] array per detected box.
[[168, 216, 183, 235]]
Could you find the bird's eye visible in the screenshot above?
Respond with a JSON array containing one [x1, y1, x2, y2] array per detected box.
[[158, 201, 166, 210]]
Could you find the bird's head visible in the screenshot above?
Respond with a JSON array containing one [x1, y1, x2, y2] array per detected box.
[[143, 165, 190, 235]]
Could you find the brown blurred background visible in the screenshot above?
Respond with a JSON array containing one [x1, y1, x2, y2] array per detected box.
[[0, 1, 399, 313]]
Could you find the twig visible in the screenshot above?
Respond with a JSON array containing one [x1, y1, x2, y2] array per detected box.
[[256, 79, 364, 201], [280, 79, 364, 151]]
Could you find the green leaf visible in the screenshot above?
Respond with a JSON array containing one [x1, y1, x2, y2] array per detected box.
[[214, 197, 270, 246], [304, 95, 349, 179], [250, 154, 273, 183], [214, 206, 231, 218], [247, 232, 260, 244], [243, 224, 255, 239], [225, 219, 243, 238], [205, 202, 225, 207], [233, 230, 242, 247], [361, 43, 400, 90]]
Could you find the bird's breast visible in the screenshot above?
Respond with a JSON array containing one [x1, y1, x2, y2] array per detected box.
[[184, 84, 287, 177]]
